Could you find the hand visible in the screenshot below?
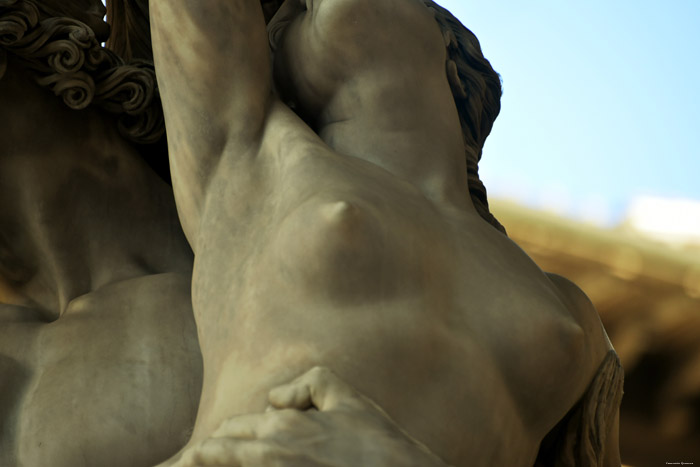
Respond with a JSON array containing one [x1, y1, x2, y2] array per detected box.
[[176, 366, 453, 466]]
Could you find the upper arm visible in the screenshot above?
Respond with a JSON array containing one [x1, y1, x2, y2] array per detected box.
[[547, 272, 613, 355], [543, 273, 623, 466], [149, 0, 273, 235]]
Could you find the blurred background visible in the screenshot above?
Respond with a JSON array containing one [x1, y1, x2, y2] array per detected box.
[[439, 1, 700, 465]]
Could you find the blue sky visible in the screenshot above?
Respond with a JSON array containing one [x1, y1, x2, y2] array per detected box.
[[438, 1, 700, 225]]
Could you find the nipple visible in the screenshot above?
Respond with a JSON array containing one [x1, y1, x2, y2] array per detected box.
[[322, 200, 356, 220], [320, 200, 365, 236]]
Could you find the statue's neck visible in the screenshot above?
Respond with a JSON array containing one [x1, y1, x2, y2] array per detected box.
[[0, 60, 191, 318]]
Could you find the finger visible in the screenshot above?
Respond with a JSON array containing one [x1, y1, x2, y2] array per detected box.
[[181, 438, 273, 466], [212, 413, 266, 440], [214, 409, 314, 441], [268, 366, 369, 412], [268, 377, 314, 411]]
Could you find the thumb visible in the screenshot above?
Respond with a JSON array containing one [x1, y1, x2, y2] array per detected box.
[[268, 366, 369, 412]]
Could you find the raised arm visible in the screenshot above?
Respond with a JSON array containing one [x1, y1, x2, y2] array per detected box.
[[149, 0, 273, 240]]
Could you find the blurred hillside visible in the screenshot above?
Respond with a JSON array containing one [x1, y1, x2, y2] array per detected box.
[[491, 199, 700, 467]]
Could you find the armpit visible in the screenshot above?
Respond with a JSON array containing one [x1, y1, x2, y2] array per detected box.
[[534, 350, 624, 466], [261, 0, 285, 22], [0, 277, 28, 308]]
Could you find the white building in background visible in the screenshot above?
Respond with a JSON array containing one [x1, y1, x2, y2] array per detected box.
[[622, 196, 700, 247]]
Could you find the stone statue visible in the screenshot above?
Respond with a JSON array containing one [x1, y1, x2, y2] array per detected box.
[[149, 0, 624, 465], [0, 0, 624, 465], [0, 1, 202, 465]]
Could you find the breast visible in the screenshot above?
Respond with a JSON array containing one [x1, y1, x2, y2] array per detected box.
[[262, 178, 456, 309], [269, 197, 389, 304]]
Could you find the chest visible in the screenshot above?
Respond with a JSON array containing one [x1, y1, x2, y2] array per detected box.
[[15, 276, 202, 467], [212, 151, 458, 302], [197, 152, 588, 464]]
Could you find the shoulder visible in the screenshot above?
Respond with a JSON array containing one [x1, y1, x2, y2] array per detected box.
[[63, 273, 193, 319], [546, 272, 616, 395], [547, 272, 612, 351], [539, 273, 623, 466]]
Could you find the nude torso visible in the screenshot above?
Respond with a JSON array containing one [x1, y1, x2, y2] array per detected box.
[[1, 273, 201, 467], [190, 106, 593, 466], [0, 55, 203, 467]]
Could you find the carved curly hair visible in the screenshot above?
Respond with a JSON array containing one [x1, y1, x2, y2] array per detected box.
[[0, 0, 163, 145]]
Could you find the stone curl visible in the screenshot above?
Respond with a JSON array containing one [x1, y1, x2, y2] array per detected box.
[[0, 0, 163, 145]]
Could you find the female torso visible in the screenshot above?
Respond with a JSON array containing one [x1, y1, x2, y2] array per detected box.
[[189, 104, 603, 466], [148, 0, 616, 463]]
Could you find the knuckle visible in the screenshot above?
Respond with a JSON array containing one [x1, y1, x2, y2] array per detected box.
[[193, 439, 217, 462], [178, 444, 201, 467], [180, 443, 203, 466], [308, 365, 332, 381], [258, 442, 277, 460], [264, 409, 304, 433], [213, 418, 231, 435], [248, 440, 281, 464], [213, 418, 242, 438]]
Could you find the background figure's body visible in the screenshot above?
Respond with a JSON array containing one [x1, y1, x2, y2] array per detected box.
[[151, 0, 621, 465], [0, 3, 202, 465]]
